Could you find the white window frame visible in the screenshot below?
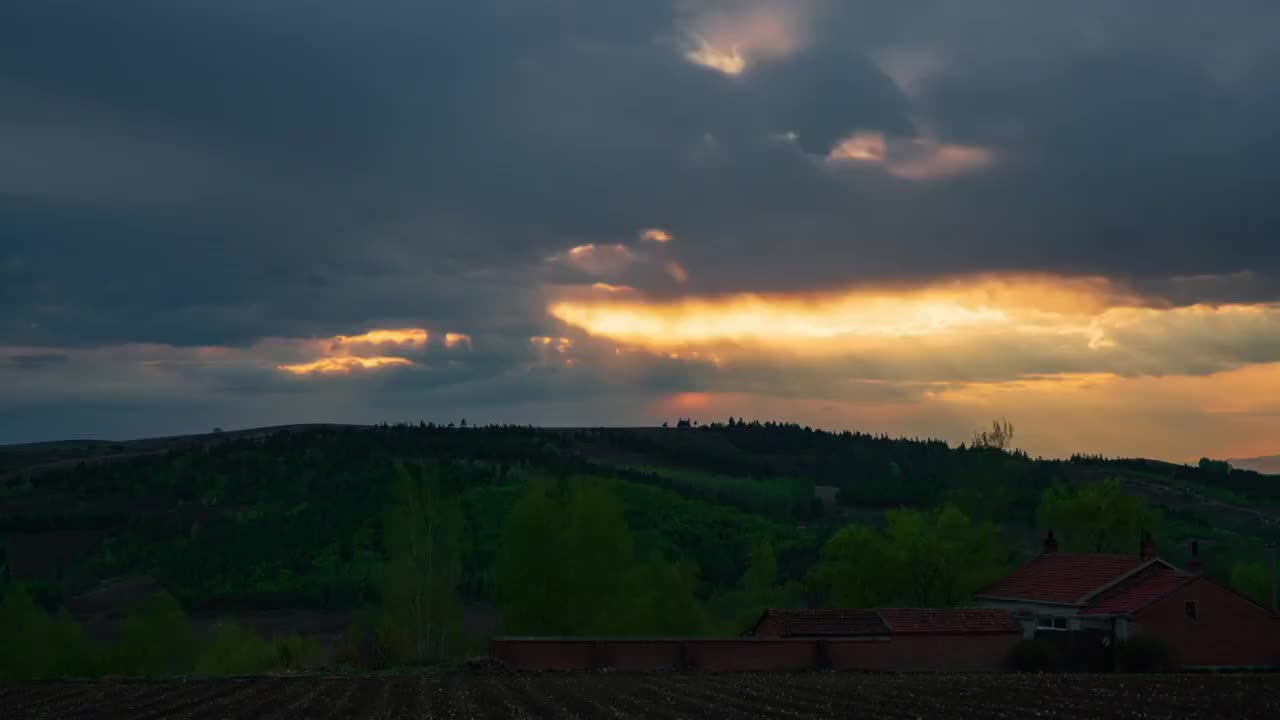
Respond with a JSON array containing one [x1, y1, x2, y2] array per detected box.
[[1037, 616, 1070, 631]]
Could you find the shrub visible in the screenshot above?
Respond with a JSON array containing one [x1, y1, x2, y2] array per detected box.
[[1117, 635, 1181, 672], [274, 633, 326, 671], [194, 621, 277, 676], [0, 583, 101, 679], [114, 591, 198, 675], [1009, 639, 1063, 672]]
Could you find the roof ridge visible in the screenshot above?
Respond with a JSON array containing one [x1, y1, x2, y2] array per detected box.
[[1075, 558, 1177, 604]]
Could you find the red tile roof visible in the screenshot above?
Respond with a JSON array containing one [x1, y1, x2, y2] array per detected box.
[[876, 608, 1022, 635], [756, 609, 888, 637], [1082, 568, 1198, 615], [976, 553, 1153, 604]]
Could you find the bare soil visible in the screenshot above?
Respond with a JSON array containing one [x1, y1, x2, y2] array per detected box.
[[3, 671, 1278, 720]]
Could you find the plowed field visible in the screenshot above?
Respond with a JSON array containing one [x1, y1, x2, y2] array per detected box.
[[3, 671, 1277, 719]]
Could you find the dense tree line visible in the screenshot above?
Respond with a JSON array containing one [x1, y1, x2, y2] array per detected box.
[[3, 422, 1276, 678]]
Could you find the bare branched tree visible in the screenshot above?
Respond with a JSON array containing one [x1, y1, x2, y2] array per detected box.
[[972, 418, 1015, 452]]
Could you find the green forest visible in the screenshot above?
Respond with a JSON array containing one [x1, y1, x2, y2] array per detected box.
[[1, 421, 1277, 678]]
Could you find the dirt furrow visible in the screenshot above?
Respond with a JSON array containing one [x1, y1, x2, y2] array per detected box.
[[573, 671, 691, 717], [1, 682, 104, 717], [271, 676, 355, 720], [13, 680, 175, 718], [129, 678, 256, 720], [465, 672, 540, 720], [368, 674, 426, 720], [187, 678, 313, 720], [701, 673, 841, 719]]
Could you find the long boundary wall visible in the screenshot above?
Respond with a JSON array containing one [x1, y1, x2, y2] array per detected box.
[[490, 634, 1020, 672]]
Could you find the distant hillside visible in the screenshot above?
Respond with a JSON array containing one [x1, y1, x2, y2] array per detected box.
[[1229, 455, 1280, 475], [3, 421, 1278, 632]]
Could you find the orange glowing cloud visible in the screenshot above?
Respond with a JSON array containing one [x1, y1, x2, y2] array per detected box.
[[547, 273, 1280, 383], [592, 282, 634, 293], [640, 228, 673, 243], [828, 132, 887, 162], [278, 356, 413, 375], [279, 326, 438, 376], [531, 336, 573, 353], [681, 2, 811, 76], [445, 332, 472, 349], [555, 243, 635, 276], [665, 261, 690, 284], [549, 274, 1129, 353], [332, 328, 428, 347], [827, 131, 994, 181]]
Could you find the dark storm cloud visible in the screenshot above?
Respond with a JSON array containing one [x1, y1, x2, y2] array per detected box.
[[0, 0, 925, 348], [0, 352, 69, 370], [4, 1, 1280, 443]]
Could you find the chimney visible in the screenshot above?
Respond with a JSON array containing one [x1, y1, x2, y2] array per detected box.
[[1043, 529, 1059, 555], [1139, 530, 1156, 561], [1186, 539, 1204, 574]]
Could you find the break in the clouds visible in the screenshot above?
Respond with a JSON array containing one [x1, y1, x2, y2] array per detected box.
[[3, 1, 1280, 461]]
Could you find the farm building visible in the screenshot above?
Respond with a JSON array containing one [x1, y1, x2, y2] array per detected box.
[[974, 531, 1280, 668]]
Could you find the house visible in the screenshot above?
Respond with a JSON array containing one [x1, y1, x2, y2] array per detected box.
[[974, 531, 1280, 668]]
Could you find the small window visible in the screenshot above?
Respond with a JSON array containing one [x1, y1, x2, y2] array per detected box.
[[1185, 601, 1198, 620], [1037, 616, 1069, 631]]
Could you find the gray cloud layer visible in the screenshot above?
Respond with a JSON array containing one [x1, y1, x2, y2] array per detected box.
[[3, 1, 1280, 442]]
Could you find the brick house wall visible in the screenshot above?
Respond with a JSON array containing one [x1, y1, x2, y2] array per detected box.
[[1134, 577, 1280, 667]]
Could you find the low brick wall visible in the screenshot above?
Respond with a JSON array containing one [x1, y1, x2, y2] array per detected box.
[[491, 639, 596, 671], [685, 639, 819, 672], [491, 634, 1021, 672]]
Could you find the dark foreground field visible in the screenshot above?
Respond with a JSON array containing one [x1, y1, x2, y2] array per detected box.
[[4, 671, 1279, 720]]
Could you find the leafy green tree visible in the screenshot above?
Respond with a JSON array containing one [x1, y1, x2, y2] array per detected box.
[[743, 540, 778, 597], [808, 525, 888, 607], [561, 480, 649, 634], [496, 477, 710, 636], [729, 540, 788, 629], [194, 620, 277, 676], [1038, 479, 1160, 553], [809, 506, 1004, 607], [635, 556, 709, 636], [114, 591, 197, 675], [1231, 560, 1274, 607], [0, 583, 99, 679], [880, 505, 1004, 606], [495, 477, 572, 634], [376, 461, 465, 664]]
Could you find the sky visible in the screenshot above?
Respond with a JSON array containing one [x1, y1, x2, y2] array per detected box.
[[2, 1, 1280, 461]]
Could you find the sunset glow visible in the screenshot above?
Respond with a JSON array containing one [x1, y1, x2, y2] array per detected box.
[[591, 282, 633, 293], [549, 275, 1130, 353], [531, 336, 573, 353], [681, 2, 809, 77], [827, 132, 995, 181], [332, 329, 428, 347], [278, 356, 412, 375], [283, 327, 434, 376], [558, 243, 634, 276]]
